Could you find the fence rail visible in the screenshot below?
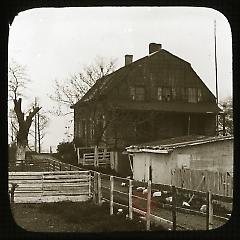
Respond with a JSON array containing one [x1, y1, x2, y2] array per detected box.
[[8, 171, 91, 203], [9, 155, 233, 230], [91, 172, 233, 231], [82, 152, 110, 166]]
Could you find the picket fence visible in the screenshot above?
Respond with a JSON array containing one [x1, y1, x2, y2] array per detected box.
[[8, 171, 91, 203], [171, 168, 233, 197]]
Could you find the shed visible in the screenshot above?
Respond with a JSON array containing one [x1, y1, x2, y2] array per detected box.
[[126, 135, 233, 185]]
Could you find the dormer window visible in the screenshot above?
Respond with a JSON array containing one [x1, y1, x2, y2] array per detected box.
[[130, 86, 145, 101]]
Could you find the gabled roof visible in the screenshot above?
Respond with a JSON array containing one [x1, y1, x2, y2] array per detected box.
[[71, 49, 192, 108], [126, 135, 233, 153]]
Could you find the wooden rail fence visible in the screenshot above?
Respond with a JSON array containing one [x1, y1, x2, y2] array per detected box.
[[81, 152, 110, 166], [9, 156, 233, 230], [91, 172, 233, 231], [8, 171, 91, 203]]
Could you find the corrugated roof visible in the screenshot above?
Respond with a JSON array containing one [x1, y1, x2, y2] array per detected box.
[[126, 135, 233, 153]]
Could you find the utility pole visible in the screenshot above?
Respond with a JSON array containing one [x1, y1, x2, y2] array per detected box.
[[38, 111, 41, 153], [214, 19, 219, 135], [34, 97, 37, 152]]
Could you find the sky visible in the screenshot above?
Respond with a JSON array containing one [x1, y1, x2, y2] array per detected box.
[[8, 7, 232, 152]]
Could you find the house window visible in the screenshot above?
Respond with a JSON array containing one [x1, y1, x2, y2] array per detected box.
[[77, 122, 81, 137], [90, 118, 95, 140], [130, 87, 145, 101], [181, 88, 187, 102], [80, 119, 87, 138], [157, 87, 176, 101], [163, 87, 171, 101], [172, 87, 177, 100], [157, 87, 162, 101], [188, 88, 197, 103], [197, 89, 203, 102]]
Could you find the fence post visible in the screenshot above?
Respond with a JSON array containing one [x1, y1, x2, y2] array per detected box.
[[172, 185, 177, 231], [206, 191, 213, 230], [110, 176, 114, 215], [94, 146, 98, 167], [77, 148, 80, 164], [128, 179, 133, 220], [88, 172, 92, 198], [146, 180, 152, 231], [97, 173, 102, 206], [93, 172, 97, 204]]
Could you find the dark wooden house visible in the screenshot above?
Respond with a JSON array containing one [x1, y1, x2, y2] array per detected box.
[[71, 43, 220, 151]]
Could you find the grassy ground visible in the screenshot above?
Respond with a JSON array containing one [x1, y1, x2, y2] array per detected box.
[[10, 201, 156, 232]]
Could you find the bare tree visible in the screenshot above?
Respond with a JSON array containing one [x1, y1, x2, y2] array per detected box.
[[50, 57, 117, 115], [218, 97, 233, 135], [8, 61, 41, 163]]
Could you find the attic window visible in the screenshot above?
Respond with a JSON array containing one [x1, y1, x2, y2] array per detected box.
[[130, 87, 145, 101]]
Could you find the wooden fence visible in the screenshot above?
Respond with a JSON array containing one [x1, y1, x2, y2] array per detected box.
[[81, 152, 110, 166], [171, 168, 233, 197], [8, 156, 233, 230], [8, 171, 91, 203], [90, 172, 233, 231]]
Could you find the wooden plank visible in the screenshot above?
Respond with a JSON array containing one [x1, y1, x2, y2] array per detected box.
[[146, 180, 152, 231], [42, 179, 89, 183], [97, 173, 102, 206], [206, 191, 213, 230], [172, 185, 177, 231], [110, 176, 114, 215], [129, 179, 133, 220]]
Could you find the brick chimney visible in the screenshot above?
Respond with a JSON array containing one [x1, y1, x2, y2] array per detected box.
[[149, 43, 162, 54], [125, 55, 133, 65]]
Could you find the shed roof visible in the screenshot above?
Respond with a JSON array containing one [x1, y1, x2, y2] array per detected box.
[[126, 135, 233, 153]]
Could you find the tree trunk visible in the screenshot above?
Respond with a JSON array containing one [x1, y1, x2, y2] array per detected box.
[[16, 144, 26, 166], [13, 98, 41, 166]]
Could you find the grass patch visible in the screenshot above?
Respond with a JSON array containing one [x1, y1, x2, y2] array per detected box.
[[12, 201, 147, 232]]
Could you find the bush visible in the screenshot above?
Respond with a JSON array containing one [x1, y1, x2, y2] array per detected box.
[[56, 141, 77, 165]]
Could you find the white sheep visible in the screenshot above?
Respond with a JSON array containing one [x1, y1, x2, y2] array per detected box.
[[142, 189, 148, 194], [117, 208, 123, 215], [200, 204, 207, 213], [163, 190, 168, 194], [165, 196, 172, 203], [136, 186, 145, 191], [153, 191, 162, 197], [121, 182, 127, 187], [182, 201, 190, 207]]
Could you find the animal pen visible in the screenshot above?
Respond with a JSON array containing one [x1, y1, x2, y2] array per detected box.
[[9, 155, 233, 231]]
